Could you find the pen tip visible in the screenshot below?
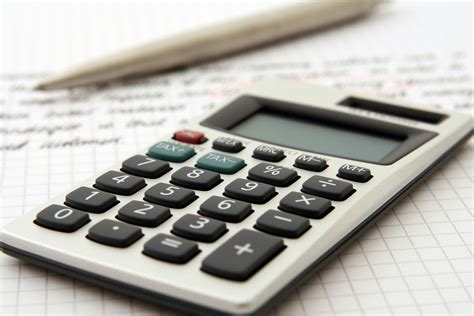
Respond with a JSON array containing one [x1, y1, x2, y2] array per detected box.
[[33, 83, 46, 91]]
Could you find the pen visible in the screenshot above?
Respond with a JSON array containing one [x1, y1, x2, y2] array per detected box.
[[35, 0, 377, 90]]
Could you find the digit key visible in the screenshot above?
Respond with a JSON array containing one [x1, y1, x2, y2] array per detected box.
[[171, 214, 227, 243], [116, 200, 171, 227], [121, 155, 171, 179], [279, 192, 333, 219], [301, 175, 354, 201], [201, 229, 285, 281], [254, 210, 310, 238], [224, 178, 276, 204], [87, 219, 143, 247], [94, 170, 146, 195], [144, 183, 197, 208], [35, 204, 90, 232], [170, 166, 222, 190], [143, 234, 200, 263], [65, 187, 118, 213], [198, 196, 252, 223], [247, 163, 298, 186]]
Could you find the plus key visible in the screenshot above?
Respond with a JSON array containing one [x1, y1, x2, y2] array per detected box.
[[201, 229, 285, 281]]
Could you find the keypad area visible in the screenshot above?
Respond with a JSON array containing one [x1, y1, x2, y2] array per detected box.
[[34, 129, 373, 282]]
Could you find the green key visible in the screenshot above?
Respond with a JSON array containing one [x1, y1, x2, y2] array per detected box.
[[147, 141, 195, 162], [197, 152, 245, 174]]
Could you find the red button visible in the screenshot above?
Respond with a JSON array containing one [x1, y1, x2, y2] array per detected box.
[[174, 130, 206, 144]]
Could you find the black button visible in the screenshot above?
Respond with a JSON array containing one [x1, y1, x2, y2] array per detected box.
[[170, 167, 221, 191], [247, 163, 298, 187], [279, 192, 332, 219], [294, 154, 327, 171], [35, 205, 90, 232], [198, 196, 252, 223], [302, 176, 354, 201], [87, 219, 143, 247], [144, 183, 197, 208], [65, 187, 118, 213], [337, 164, 372, 182], [171, 214, 227, 242], [224, 178, 276, 204], [253, 145, 285, 162], [94, 171, 146, 195], [121, 155, 171, 179], [116, 200, 171, 227], [143, 234, 200, 263], [201, 229, 285, 281], [254, 210, 310, 238], [212, 137, 244, 153]]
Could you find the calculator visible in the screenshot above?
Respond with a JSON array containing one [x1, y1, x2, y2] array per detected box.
[[1, 80, 471, 315]]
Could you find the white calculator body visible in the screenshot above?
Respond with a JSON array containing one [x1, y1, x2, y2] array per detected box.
[[1, 80, 471, 315]]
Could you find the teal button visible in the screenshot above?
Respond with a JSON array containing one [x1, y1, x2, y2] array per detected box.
[[197, 152, 245, 174], [147, 141, 195, 162]]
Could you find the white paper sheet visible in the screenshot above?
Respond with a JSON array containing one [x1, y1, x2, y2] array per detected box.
[[1, 1, 472, 315]]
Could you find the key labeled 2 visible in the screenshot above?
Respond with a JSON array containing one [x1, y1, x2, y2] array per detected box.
[[116, 200, 171, 227]]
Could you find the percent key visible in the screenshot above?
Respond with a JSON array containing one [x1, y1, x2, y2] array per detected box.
[[248, 163, 298, 187]]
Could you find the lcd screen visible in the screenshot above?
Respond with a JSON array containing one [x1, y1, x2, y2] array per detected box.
[[231, 110, 404, 162]]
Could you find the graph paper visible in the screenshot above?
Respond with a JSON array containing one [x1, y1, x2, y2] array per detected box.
[[1, 1, 472, 315]]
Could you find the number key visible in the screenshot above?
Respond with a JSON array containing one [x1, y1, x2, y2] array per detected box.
[[95, 170, 146, 195], [144, 183, 197, 208], [224, 178, 276, 204], [35, 204, 90, 232], [248, 163, 298, 187], [121, 155, 171, 179], [172, 214, 227, 242], [116, 200, 171, 227], [170, 166, 221, 190], [199, 196, 252, 222], [65, 187, 118, 213]]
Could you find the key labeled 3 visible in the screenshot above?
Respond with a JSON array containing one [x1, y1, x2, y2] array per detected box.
[[172, 214, 227, 242]]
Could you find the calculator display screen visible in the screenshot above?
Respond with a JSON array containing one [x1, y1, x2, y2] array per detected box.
[[231, 111, 403, 162]]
